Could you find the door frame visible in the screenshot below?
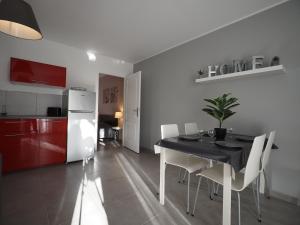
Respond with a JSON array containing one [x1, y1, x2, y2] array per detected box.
[[96, 71, 141, 149], [97, 73, 126, 143]]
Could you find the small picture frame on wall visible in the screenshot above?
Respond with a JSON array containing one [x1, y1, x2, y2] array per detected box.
[[110, 86, 119, 103], [103, 88, 110, 104]]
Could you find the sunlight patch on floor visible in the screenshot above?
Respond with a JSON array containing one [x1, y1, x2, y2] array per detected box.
[[71, 171, 108, 225], [115, 153, 193, 225], [122, 153, 194, 225]]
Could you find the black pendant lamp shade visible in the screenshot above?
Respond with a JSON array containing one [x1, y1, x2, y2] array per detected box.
[[0, 0, 42, 40]]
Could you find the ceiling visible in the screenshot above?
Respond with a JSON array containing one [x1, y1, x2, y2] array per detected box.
[[27, 0, 286, 63]]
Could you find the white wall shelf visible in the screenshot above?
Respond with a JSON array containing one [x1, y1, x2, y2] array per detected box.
[[195, 65, 286, 84]]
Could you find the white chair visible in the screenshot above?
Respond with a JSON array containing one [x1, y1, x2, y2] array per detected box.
[[192, 133, 266, 225], [260, 131, 276, 198], [178, 122, 201, 183], [184, 122, 199, 135], [184, 123, 215, 188], [160, 124, 210, 214], [214, 131, 277, 198], [207, 131, 277, 220], [180, 123, 209, 182]]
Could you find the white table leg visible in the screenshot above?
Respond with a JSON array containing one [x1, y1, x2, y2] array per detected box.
[[223, 163, 232, 225], [159, 148, 166, 205]]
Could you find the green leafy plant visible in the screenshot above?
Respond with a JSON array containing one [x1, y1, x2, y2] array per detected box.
[[202, 93, 239, 128]]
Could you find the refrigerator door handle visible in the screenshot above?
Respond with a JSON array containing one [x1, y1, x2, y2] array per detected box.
[[69, 110, 94, 113]]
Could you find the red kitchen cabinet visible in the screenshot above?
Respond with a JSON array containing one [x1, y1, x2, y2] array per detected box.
[[38, 119, 67, 167], [0, 119, 39, 173], [10, 57, 66, 88], [0, 133, 17, 173], [1, 133, 39, 172], [0, 118, 67, 173], [0, 119, 38, 133]]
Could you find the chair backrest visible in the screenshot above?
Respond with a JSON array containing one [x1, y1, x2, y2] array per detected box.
[[185, 122, 199, 135], [161, 124, 188, 163], [261, 131, 276, 172], [161, 124, 179, 139], [243, 134, 266, 189]]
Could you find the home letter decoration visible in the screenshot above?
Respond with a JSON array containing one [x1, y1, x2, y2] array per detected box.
[[196, 54, 282, 83], [208, 65, 219, 77], [233, 60, 243, 72], [271, 56, 280, 66], [252, 56, 264, 69], [219, 64, 228, 75]]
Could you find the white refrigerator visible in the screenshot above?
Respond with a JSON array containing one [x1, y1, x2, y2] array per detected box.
[[63, 89, 96, 163]]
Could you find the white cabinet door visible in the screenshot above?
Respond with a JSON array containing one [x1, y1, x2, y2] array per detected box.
[[124, 71, 141, 153]]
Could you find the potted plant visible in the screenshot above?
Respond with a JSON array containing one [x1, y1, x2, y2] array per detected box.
[[202, 93, 239, 140]]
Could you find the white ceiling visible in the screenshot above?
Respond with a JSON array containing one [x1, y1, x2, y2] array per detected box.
[[27, 0, 287, 63]]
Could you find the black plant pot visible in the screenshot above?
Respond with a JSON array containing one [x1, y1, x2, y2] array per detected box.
[[214, 128, 227, 140]]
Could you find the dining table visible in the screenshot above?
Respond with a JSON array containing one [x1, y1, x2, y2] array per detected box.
[[154, 133, 278, 225]]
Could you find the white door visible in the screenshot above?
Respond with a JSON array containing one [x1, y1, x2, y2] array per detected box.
[[124, 71, 141, 153]]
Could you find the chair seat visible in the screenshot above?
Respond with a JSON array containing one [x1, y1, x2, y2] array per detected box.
[[197, 164, 245, 191], [167, 155, 209, 173]]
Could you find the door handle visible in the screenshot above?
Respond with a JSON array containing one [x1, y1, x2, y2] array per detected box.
[[4, 121, 26, 124], [31, 80, 48, 85], [5, 133, 25, 137], [133, 108, 139, 117]]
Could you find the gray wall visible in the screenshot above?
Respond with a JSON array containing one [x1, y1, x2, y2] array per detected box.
[[134, 1, 300, 200]]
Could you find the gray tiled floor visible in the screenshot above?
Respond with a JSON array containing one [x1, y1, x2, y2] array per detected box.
[[1, 143, 300, 225]]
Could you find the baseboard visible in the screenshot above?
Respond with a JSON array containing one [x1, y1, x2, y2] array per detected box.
[[270, 190, 299, 206]]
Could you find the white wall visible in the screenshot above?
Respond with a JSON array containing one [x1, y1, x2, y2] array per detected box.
[[0, 35, 133, 95], [0, 34, 133, 128]]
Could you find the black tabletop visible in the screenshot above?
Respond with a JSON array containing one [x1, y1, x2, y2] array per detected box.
[[155, 134, 277, 172]]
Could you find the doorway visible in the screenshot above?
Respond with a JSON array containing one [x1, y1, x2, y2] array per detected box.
[[98, 74, 124, 148]]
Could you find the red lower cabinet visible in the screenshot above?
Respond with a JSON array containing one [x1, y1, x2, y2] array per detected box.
[[10, 132, 39, 171], [0, 131, 39, 173], [0, 133, 24, 173], [0, 118, 67, 173], [38, 119, 67, 166]]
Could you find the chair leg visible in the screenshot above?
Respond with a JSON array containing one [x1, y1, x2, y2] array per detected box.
[[251, 182, 258, 210], [256, 177, 262, 222], [263, 170, 270, 199], [214, 183, 220, 196], [178, 168, 182, 183], [182, 170, 187, 183], [237, 192, 241, 225], [186, 173, 191, 214], [192, 177, 202, 216], [206, 179, 213, 200]]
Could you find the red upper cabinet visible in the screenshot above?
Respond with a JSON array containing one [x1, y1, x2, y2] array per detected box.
[[10, 57, 66, 88]]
